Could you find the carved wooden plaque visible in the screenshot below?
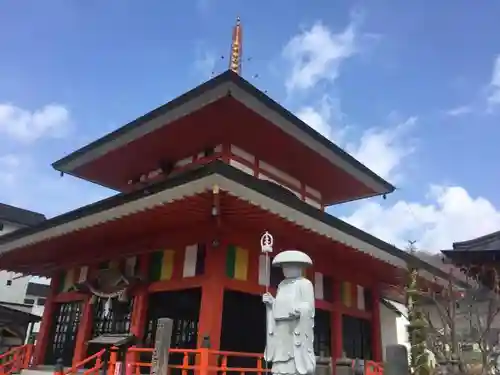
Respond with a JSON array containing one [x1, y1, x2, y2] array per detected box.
[[150, 318, 173, 375]]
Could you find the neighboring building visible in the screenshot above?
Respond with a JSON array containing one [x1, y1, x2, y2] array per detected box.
[[441, 231, 500, 349], [0, 203, 47, 348], [0, 303, 41, 353]]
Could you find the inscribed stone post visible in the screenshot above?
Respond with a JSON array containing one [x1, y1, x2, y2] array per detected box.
[[385, 345, 409, 375], [150, 318, 173, 375]]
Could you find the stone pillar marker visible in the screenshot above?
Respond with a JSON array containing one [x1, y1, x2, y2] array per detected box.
[[385, 344, 409, 375], [150, 318, 173, 375]]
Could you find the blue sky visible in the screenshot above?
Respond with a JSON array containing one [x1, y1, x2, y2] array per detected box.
[[1, 0, 499, 252]]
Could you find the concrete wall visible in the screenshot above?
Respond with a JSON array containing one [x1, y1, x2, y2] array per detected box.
[[0, 271, 30, 304], [380, 303, 398, 360], [0, 220, 48, 343]]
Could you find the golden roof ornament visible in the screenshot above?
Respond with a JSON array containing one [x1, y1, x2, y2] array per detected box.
[[229, 17, 242, 75]]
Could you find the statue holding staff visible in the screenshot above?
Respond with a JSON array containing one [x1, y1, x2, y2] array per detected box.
[[262, 250, 316, 375]]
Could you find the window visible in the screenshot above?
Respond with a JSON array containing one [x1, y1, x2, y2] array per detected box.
[[37, 298, 46, 306], [23, 298, 35, 305], [342, 315, 372, 359], [314, 309, 331, 357]]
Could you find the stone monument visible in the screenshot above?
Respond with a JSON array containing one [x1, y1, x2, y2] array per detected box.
[[150, 318, 173, 375], [262, 249, 316, 375], [385, 344, 409, 375]]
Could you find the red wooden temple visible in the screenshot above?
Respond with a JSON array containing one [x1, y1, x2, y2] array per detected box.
[[0, 18, 452, 375]]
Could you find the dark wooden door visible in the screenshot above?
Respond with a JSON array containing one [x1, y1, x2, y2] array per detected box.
[[45, 302, 82, 366]]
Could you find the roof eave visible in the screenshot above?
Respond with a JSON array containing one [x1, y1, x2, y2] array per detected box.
[[1, 162, 453, 287], [51, 70, 394, 197]]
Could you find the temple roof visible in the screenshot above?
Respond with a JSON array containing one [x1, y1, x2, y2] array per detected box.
[[0, 161, 467, 287], [453, 230, 500, 252], [441, 231, 500, 264], [0, 203, 46, 227], [51, 70, 395, 202]]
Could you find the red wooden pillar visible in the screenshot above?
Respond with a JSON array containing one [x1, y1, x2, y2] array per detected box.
[[72, 296, 93, 364], [130, 253, 151, 340], [197, 240, 226, 349], [371, 285, 382, 362], [33, 275, 60, 365], [330, 279, 342, 374]]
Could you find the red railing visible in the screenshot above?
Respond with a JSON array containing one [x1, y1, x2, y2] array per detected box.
[[122, 347, 383, 375], [60, 348, 106, 375], [1, 344, 383, 375], [0, 344, 33, 375], [365, 360, 383, 375]]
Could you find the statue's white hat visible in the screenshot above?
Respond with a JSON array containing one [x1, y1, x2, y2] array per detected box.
[[272, 250, 313, 267]]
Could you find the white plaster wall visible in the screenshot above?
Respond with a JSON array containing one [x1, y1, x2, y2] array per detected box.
[[25, 296, 45, 335], [0, 222, 29, 303], [380, 302, 400, 360], [0, 271, 30, 304]]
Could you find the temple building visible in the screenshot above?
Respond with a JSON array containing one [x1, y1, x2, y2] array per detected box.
[[0, 18, 455, 373], [441, 231, 500, 348]]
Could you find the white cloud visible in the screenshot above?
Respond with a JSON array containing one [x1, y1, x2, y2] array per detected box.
[[295, 95, 415, 182], [0, 155, 112, 218], [296, 95, 346, 141], [283, 21, 358, 92], [345, 116, 416, 182], [342, 185, 500, 252], [444, 105, 473, 117], [0, 103, 71, 143], [194, 49, 217, 79], [0, 154, 21, 185], [487, 55, 500, 110], [284, 18, 413, 183]]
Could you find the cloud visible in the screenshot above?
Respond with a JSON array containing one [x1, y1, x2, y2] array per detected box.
[[282, 21, 358, 92], [342, 185, 500, 252], [345, 116, 417, 182], [0, 103, 71, 143], [444, 105, 473, 117], [194, 49, 217, 79], [296, 94, 415, 182], [296, 95, 347, 141], [487, 54, 500, 110], [0, 154, 112, 218], [284, 18, 413, 183], [0, 154, 21, 185]]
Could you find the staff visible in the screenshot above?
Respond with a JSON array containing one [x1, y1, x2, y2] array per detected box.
[[260, 231, 273, 371], [260, 231, 273, 294]]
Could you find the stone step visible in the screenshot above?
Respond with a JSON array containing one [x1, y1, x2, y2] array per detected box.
[[20, 366, 87, 375]]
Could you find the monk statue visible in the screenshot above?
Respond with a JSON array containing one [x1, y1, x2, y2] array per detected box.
[[263, 250, 316, 375]]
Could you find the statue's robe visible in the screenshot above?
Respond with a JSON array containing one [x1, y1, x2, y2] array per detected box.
[[264, 277, 316, 375]]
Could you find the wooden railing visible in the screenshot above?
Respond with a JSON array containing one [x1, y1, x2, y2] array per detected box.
[[365, 360, 383, 375], [60, 348, 106, 375], [121, 347, 383, 375], [0, 344, 384, 375], [0, 344, 33, 375], [123, 347, 269, 375]]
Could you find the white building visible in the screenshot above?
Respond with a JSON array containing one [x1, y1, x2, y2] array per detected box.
[[0, 203, 48, 349]]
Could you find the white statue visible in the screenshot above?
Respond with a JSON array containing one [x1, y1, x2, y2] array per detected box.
[[263, 250, 316, 375]]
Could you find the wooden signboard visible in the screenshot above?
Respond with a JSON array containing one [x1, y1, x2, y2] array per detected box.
[[150, 318, 173, 375], [88, 333, 135, 347]]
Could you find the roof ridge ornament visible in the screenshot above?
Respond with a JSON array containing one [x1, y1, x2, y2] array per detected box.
[[229, 17, 242, 75]]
